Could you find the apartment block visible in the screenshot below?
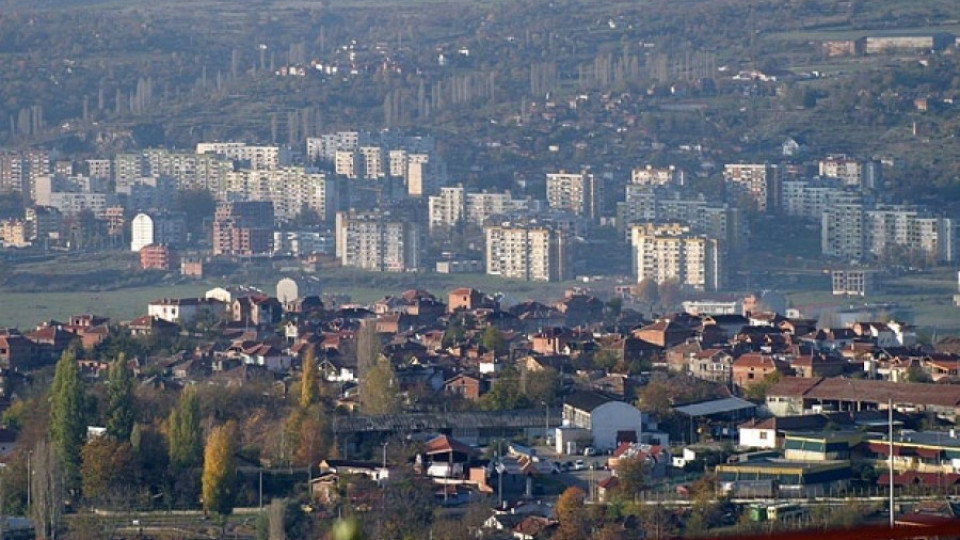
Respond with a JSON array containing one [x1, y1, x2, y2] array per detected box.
[[631, 165, 683, 187], [0, 153, 26, 193], [335, 211, 420, 272], [618, 187, 747, 251], [466, 191, 529, 226], [832, 270, 882, 296], [781, 178, 860, 220], [821, 203, 866, 260], [140, 244, 179, 271], [0, 219, 29, 248], [546, 171, 604, 221], [723, 163, 780, 213], [196, 142, 290, 170], [484, 222, 571, 282], [24, 206, 61, 242], [213, 201, 275, 256], [821, 203, 956, 263], [222, 167, 338, 222], [428, 186, 466, 232], [631, 223, 724, 291]]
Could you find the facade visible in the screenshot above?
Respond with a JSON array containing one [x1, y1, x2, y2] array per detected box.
[[196, 142, 290, 170], [222, 167, 338, 222], [545, 171, 604, 222], [561, 391, 649, 451], [723, 163, 779, 213], [818, 155, 881, 188], [466, 191, 528, 226], [147, 298, 224, 324], [24, 206, 61, 242], [212, 201, 275, 256], [428, 186, 466, 232], [140, 244, 178, 271], [832, 269, 882, 296], [781, 178, 859, 221], [335, 211, 420, 272], [618, 188, 747, 251], [484, 223, 571, 282], [822, 203, 956, 263], [631, 223, 724, 291], [631, 165, 682, 187]]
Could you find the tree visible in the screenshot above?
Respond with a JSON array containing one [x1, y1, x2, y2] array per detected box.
[[30, 439, 63, 540], [633, 278, 659, 309], [299, 346, 319, 409], [554, 486, 589, 540], [479, 366, 529, 411], [168, 389, 203, 470], [48, 350, 84, 492], [361, 356, 401, 415], [744, 371, 782, 402], [104, 354, 135, 442], [202, 421, 238, 518], [481, 325, 507, 356], [614, 456, 646, 500], [657, 278, 682, 309], [80, 438, 135, 503]]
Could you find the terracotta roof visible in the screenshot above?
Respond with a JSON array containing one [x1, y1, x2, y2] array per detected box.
[[423, 434, 476, 456]]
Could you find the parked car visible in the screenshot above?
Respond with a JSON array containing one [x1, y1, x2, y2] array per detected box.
[[573, 459, 586, 471], [583, 447, 597, 456]]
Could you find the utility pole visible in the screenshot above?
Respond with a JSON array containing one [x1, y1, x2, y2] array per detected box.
[[889, 398, 895, 528]]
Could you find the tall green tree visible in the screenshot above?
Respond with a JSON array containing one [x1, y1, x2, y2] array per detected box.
[[48, 349, 85, 490], [202, 421, 238, 518], [104, 354, 135, 441], [299, 346, 319, 409], [481, 325, 507, 356], [168, 389, 203, 470], [361, 356, 401, 415]]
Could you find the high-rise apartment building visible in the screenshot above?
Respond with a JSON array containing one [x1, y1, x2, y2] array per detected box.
[[335, 211, 420, 272], [631, 165, 683, 187], [546, 171, 604, 221], [484, 222, 571, 282], [723, 163, 780, 213], [631, 223, 724, 291], [213, 201, 275, 256]]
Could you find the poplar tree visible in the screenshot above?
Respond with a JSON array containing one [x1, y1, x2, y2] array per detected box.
[[48, 349, 84, 490], [299, 345, 319, 409], [104, 353, 135, 441], [168, 389, 203, 470], [202, 421, 238, 518]]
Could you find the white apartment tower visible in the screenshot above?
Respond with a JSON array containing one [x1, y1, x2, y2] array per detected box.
[[335, 211, 420, 272], [485, 223, 570, 282], [631, 223, 723, 291], [546, 171, 604, 221]]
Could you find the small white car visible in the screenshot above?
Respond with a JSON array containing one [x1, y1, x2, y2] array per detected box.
[[573, 459, 586, 471]]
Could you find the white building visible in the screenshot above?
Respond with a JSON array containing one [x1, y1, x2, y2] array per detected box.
[[546, 171, 604, 221], [484, 222, 571, 282], [631, 223, 724, 291], [631, 165, 683, 186], [428, 186, 466, 232], [559, 391, 649, 452], [147, 298, 225, 324], [335, 211, 420, 272], [196, 142, 291, 170]]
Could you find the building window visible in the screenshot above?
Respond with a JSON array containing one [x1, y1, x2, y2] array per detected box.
[[759, 432, 768, 440]]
